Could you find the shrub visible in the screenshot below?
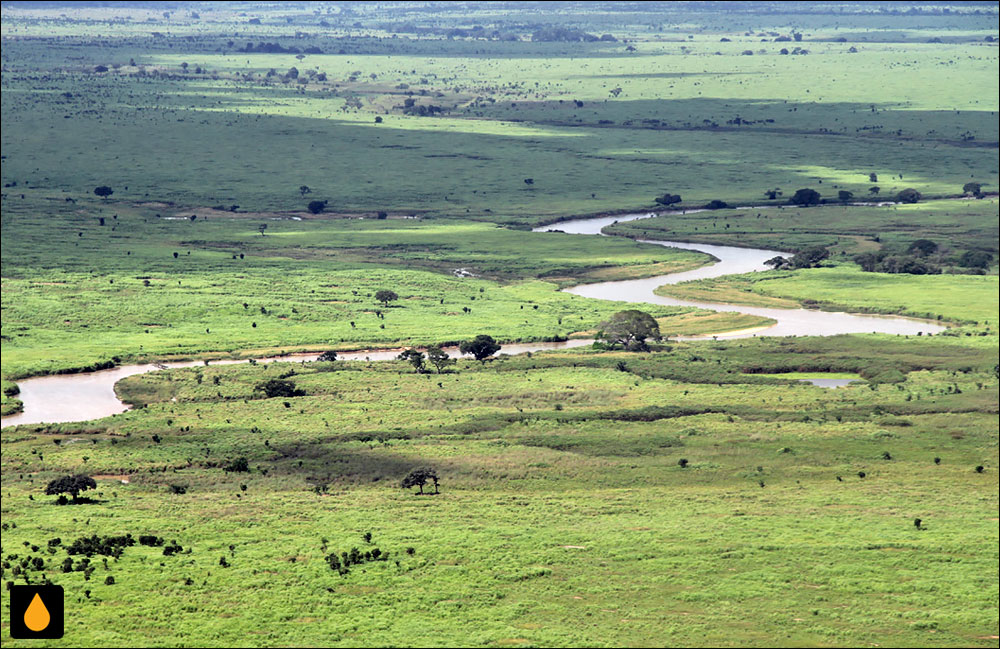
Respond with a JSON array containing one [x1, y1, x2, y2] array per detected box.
[[224, 457, 249, 473]]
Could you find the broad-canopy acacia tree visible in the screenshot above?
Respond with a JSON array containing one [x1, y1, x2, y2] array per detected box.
[[397, 349, 426, 373], [426, 345, 455, 373], [401, 467, 439, 494], [599, 310, 661, 351], [375, 290, 398, 307], [460, 335, 501, 363], [45, 474, 97, 503], [789, 188, 821, 206], [255, 378, 304, 398]]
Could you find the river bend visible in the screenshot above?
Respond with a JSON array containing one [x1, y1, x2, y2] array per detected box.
[[2, 210, 945, 427]]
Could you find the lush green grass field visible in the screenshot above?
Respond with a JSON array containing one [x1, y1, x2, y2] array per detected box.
[[1, 6, 996, 224], [2, 338, 997, 646], [2, 2, 998, 647], [2, 196, 771, 380], [654, 266, 998, 328]]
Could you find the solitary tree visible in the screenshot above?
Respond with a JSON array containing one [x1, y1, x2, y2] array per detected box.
[[401, 467, 439, 494], [299, 185, 311, 196], [896, 188, 922, 203], [307, 200, 327, 214], [598, 310, 661, 351], [962, 182, 983, 197], [375, 289, 398, 307], [317, 350, 338, 362], [654, 193, 682, 206], [94, 186, 114, 199], [426, 345, 455, 373], [45, 475, 97, 503], [397, 349, 426, 373], [789, 188, 821, 206], [838, 190, 854, 203], [869, 186, 880, 195], [460, 334, 501, 363], [255, 379, 304, 398]]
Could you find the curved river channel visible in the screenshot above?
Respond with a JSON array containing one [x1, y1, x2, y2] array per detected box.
[[2, 210, 945, 427]]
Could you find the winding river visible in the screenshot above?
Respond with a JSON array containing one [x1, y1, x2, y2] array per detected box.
[[1, 210, 945, 427]]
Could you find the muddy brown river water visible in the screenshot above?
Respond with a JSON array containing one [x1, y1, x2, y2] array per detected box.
[[2, 210, 945, 427]]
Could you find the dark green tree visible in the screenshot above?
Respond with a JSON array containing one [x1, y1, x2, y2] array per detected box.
[[764, 255, 790, 269], [307, 200, 327, 214], [907, 239, 938, 256], [397, 349, 426, 373], [789, 188, 821, 206], [962, 182, 983, 197], [255, 379, 304, 398], [375, 290, 398, 307], [790, 246, 830, 268], [426, 346, 455, 373], [598, 310, 661, 351], [45, 475, 97, 503], [401, 467, 439, 494], [958, 250, 993, 268], [94, 186, 114, 199], [460, 335, 501, 363], [317, 350, 338, 362], [896, 188, 922, 203]]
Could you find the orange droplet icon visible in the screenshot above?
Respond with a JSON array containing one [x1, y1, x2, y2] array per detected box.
[[24, 592, 51, 632]]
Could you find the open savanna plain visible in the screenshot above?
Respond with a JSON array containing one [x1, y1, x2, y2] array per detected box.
[[1, 2, 998, 647]]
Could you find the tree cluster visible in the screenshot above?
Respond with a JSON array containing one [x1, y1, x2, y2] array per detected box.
[[765, 245, 829, 270]]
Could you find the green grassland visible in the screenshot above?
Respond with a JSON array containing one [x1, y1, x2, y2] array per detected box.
[[2, 337, 997, 646], [2, 2, 999, 647], [1, 7, 997, 224], [1, 197, 772, 380], [653, 267, 998, 330]]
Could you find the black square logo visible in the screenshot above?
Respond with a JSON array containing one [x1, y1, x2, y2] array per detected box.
[[9, 585, 64, 639]]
